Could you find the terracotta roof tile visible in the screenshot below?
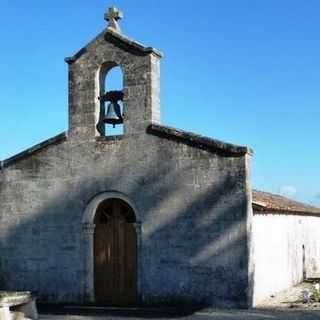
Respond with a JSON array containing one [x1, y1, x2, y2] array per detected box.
[[253, 190, 320, 215]]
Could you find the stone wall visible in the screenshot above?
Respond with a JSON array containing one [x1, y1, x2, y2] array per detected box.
[[0, 27, 252, 308], [0, 130, 251, 307], [253, 212, 320, 305]]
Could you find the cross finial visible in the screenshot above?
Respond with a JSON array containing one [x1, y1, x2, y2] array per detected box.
[[104, 6, 123, 33]]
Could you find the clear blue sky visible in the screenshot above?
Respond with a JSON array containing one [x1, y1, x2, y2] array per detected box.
[[0, 1, 319, 206]]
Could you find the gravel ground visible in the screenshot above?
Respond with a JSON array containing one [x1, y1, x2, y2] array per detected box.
[[39, 309, 320, 320], [38, 303, 320, 320], [36, 284, 320, 320]]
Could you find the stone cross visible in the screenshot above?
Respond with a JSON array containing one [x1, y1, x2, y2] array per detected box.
[[105, 6, 123, 33]]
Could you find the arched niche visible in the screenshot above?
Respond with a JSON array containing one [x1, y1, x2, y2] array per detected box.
[[81, 191, 142, 304]]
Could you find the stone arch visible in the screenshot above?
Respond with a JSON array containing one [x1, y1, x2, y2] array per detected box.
[[82, 191, 139, 225], [99, 62, 124, 97], [81, 191, 141, 303]]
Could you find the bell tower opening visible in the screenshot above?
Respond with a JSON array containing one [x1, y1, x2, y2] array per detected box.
[[97, 65, 124, 136]]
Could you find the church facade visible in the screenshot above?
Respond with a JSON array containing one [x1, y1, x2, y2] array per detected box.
[[1, 7, 319, 309]]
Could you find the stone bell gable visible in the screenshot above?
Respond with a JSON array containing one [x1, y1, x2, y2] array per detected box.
[[65, 27, 162, 139], [0, 7, 254, 308]]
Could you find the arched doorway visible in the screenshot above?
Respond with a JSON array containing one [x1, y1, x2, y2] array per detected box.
[[94, 198, 137, 305]]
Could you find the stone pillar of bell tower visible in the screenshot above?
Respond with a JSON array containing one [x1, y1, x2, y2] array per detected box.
[[123, 51, 161, 136], [65, 6, 162, 140]]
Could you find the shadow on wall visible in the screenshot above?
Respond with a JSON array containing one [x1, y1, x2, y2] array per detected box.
[[0, 144, 251, 308]]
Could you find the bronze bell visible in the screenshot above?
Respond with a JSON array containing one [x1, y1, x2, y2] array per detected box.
[[104, 101, 123, 128]]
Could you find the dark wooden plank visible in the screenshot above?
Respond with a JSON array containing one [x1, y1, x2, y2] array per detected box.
[[126, 222, 137, 304]]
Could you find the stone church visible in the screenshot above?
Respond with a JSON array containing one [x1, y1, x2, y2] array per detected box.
[[0, 7, 319, 309]]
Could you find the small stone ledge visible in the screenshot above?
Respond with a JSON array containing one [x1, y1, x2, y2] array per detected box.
[[147, 123, 253, 157], [65, 47, 87, 64], [0, 132, 67, 170], [0, 291, 31, 306], [95, 135, 124, 142], [0, 291, 38, 320]]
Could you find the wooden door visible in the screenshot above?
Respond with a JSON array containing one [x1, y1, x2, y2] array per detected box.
[[94, 200, 137, 305]]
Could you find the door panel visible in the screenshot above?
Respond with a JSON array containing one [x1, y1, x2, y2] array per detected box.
[[94, 200, 137, 305]]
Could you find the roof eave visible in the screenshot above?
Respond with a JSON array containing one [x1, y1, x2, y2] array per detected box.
[[253, 204, 320, 216], [0, 132, 68, 170], [147, 123, 253, 157]]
